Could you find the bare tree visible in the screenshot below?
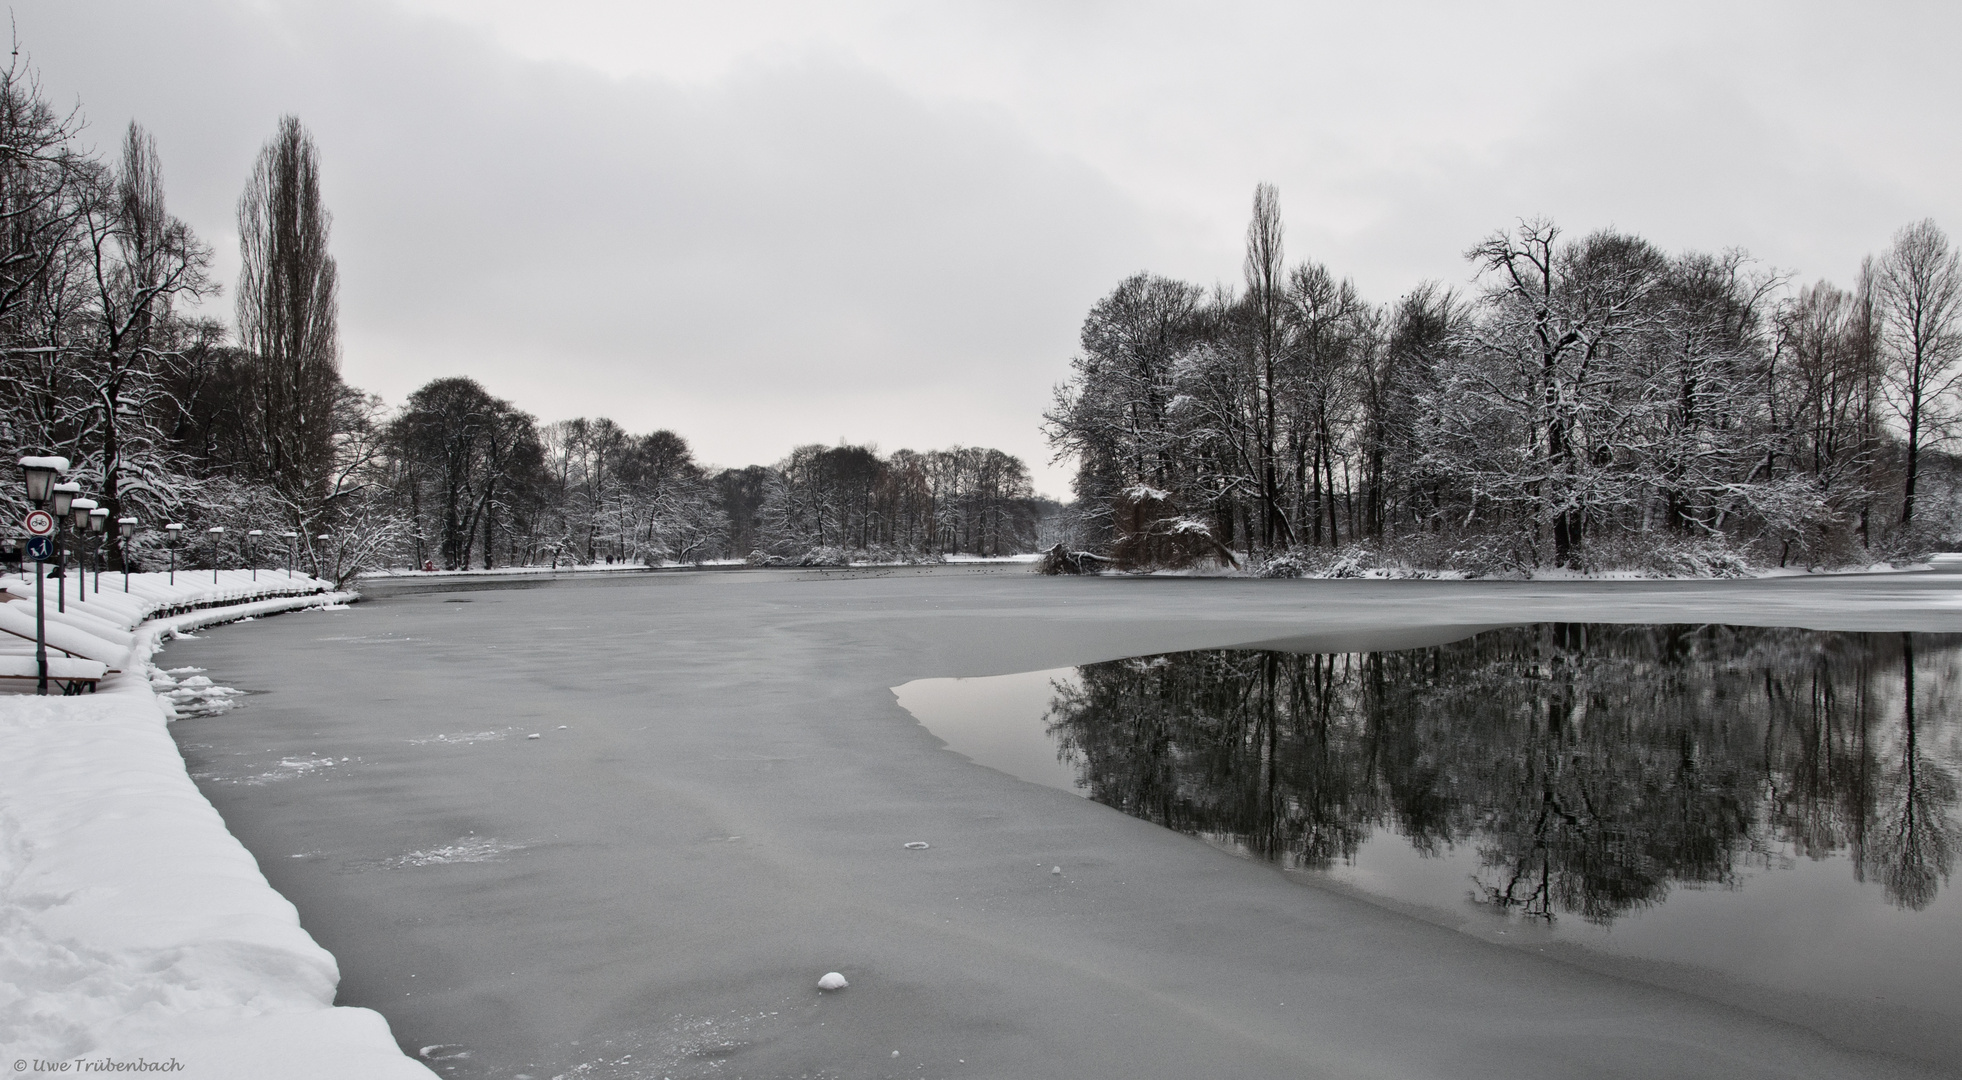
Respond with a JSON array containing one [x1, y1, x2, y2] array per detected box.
[[1243, 183, 1295, 548], [77, 123, 212, 546], [1877, 219, 1962, 526]]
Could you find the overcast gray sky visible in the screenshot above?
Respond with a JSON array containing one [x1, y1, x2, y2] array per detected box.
[[19, 1, 1961, 496]]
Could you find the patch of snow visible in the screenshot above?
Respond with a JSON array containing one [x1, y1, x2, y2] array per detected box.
[[374, 837, 521, 870], [816, 972, 848, 991], [408, 730, 507, 746], [0, 578, 433, 1077]]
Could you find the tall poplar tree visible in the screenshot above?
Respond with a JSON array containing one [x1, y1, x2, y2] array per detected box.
[[236, 114, 340, 512]]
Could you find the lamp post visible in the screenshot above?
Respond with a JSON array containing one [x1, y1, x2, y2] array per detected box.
[[282, 531, 298, 579], [247, 529, 262, 581], [207, 526, 224, 584], [118, 517, 137, 591], [88, 507, 107, 592], [68, 498, 96, 602], [315, 533, 330, 582], [50, 481, 77, 612], [20, 456, 69, 696], [165, 523, 183, 584]]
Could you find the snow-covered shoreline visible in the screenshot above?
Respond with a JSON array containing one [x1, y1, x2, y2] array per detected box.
[[0, 573, 435, 1079]]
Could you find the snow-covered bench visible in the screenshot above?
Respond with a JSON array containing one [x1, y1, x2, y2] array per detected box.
[[0, 649, 110, 692], [0, 602, 127, 694]]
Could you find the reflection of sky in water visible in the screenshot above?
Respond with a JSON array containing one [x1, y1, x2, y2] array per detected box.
[[895, 628, 1962, 1025], [894, 668, 1086, 796]]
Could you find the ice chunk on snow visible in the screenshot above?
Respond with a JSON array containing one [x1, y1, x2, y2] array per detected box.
[[904, 841, 929, 849], [1051, 866, 1062, 875], [817, 972, 848, 991], [526, 732, 541, 739]]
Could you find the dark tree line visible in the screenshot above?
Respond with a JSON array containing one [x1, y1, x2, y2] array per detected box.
[[369, 382, 1047, 569], [1048, 187, 1962, 573]]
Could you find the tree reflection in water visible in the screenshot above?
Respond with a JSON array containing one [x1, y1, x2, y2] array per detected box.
[[1046, 626, 1961, 923]]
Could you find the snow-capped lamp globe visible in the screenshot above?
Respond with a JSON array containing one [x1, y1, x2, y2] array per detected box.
[[18, 455, 67, 504], [50, 481, 79, 518], [68, 496, 96, 530]]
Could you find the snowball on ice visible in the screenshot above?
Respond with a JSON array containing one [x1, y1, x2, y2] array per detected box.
[[817, 972, 849, 991]]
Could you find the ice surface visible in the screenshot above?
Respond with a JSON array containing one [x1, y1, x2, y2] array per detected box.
[[162, 566, 1962, 1079]]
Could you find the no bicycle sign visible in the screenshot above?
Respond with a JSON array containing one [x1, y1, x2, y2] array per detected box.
[[23, 509, 53, 537]]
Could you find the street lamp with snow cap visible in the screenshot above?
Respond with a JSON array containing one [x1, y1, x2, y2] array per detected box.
[[17, 456, 68, 695], [68, 498, 95, 601], [118, 517, 138, 591], [89, 507, 107, 591], [165, 523, 184, 584], [247, 529, 263, 580], [207, 526, 225, 583], [50, 482, 78, 612]]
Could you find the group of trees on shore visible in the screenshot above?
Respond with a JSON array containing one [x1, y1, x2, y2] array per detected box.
[[1048, 185, 1962, 573], [369, 377, 1046, 569], [0, 47, 1046, 578]]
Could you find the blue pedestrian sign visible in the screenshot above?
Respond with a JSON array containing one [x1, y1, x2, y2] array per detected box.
[[25, 536, 52, 561]]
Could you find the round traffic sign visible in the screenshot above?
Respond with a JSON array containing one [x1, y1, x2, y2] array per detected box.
[[24, 509, 53, 537], [25, 536, 52, 561]]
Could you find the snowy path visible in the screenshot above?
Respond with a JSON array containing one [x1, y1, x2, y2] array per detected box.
[[166, 566, 1962, 1080], [0, 573, 435, 1079]]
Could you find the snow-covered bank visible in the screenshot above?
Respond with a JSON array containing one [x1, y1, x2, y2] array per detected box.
[[0, 580, 435, 1079]]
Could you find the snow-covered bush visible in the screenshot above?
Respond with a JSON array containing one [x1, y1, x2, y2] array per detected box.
[[1035, 544, 1113, 575], [1106, 488, 1237, 571]]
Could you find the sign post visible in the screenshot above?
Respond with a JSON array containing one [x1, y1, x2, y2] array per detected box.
[[23, 522, 53, 695]]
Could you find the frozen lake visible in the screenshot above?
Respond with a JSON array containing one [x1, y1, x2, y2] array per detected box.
[[166, 566, 1962, 1079]]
